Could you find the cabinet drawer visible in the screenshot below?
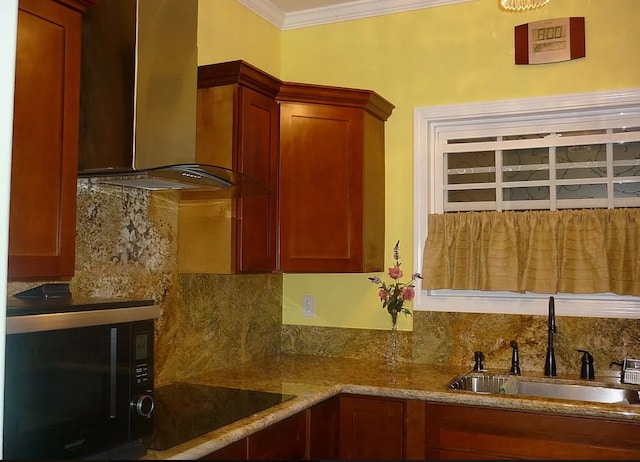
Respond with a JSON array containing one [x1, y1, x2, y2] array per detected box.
[[425, 402, 640, 460]]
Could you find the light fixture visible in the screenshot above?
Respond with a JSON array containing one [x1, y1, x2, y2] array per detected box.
[[500, 0, 550, 11]]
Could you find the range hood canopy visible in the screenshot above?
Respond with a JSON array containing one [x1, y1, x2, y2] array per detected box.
[[77, 0, 266, 196], [80, 163, 271, 197]]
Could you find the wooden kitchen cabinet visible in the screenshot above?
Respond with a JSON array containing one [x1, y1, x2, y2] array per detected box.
[[8, 0, 96, 281], [247, 411, 307, 460], [425, 401, 640, 460], [339, 394, 405, 460], [180, 60, 280, 274], [308, 396, 340, 459], [200, 411, 306, 460], [277, 83, 394, 273]]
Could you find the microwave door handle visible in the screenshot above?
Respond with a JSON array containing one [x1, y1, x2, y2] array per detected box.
[[109, 327, 117, 418]]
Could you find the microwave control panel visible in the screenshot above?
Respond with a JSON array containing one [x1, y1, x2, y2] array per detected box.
[[135, 363, 150, 385], [134, 330, 152, 386]]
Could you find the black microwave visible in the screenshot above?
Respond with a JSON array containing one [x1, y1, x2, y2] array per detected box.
[[3, 298, 160, 459]]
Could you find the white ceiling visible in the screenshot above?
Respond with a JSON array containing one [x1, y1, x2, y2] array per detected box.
[[235, 0, 473, 30]]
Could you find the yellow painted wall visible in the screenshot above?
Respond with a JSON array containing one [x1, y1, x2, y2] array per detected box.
[[280, 0, 640, 331], [200, 0, 640, 331], [197, 0, 281, 75]]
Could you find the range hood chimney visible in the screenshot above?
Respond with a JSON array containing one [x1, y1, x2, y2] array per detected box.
[[78, 0, 266, 195]]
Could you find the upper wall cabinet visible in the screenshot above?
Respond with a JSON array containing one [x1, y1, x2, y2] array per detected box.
[[8, 0, 96, 281], [178, 60, 280, 274], [277, 83, 394, 273]]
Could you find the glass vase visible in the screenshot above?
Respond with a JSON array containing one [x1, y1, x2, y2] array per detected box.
[[386, 314, 400, 367]]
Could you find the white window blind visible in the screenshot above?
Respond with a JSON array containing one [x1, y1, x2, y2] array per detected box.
[[413, 88, 640, 318]]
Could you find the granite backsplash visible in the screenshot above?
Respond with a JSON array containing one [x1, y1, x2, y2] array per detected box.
[[7, 179, 640, 383]]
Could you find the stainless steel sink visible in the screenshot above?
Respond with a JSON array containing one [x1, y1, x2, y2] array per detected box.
[[448, 373, 640, 404], [448, 373, 511, 394]]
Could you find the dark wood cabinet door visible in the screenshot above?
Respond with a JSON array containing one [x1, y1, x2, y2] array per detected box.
[[235, 86, 278, 273], [279, 102, 365, 272], [9, 0, 93, 281], [425, 402, 640, 460], [247, 412, 307, 460], [339, 394, 405, 460], [308, 396, 340, 459], [277, 83, 393, 273]]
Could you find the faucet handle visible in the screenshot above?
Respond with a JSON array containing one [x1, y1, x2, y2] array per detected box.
[[609, 360, 623, 369], [578, 349, 595, 380], [473, 351, 485, 372]]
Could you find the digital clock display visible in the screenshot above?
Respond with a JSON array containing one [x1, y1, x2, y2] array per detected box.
[[532, 24, 567, 53]]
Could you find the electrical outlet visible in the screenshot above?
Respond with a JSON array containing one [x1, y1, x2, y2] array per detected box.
[[302, 295, 315, 317]]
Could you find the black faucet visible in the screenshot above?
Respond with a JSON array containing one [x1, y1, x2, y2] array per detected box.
[[544, 296, 557, 377], [510, 340, 521, 375], [473, 351, 485, 372]]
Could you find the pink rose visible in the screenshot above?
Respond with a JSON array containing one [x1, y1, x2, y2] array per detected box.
[[388, 266, 403, 280], [402, 286, 415, 301], [378, 288, 388, 301]]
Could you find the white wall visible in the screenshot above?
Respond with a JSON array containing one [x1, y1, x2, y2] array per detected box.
[[0, 0, 18, 454]]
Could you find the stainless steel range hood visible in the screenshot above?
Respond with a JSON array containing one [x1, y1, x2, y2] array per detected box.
[[77, 0, 267, 196]]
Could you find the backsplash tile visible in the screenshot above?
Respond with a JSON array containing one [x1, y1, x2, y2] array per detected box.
[[9, 179, 640, 383], [283, 311, 640, 376], [73, 181, 178, 301], [8, 180, 283, 387], [155, 273, 282, 386], [281, 324, 412, 363]]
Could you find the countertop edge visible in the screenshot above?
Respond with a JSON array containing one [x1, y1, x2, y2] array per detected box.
[[147, 380, 640, 460]]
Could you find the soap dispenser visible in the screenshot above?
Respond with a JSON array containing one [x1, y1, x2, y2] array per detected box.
[[578, 349, 595, 380]]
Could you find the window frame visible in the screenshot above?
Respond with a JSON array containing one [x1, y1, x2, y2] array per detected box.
[[413, 88, 640, 318]]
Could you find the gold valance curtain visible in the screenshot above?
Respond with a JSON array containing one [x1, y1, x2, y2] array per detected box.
[[422, 209, 640, 296]]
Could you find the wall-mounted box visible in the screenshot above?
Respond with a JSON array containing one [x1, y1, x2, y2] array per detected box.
[[515, 17, 585, 65]]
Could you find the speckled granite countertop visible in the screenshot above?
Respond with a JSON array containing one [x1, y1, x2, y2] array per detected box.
[[143, 354, 640, 460]]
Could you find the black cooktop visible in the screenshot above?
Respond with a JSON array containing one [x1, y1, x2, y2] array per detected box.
[[149, 382, 295, 451]]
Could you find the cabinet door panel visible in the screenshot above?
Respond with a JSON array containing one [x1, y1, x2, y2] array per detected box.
[[308, 396, 340, 459], [247, 412, 306, 460], [235, 87, 278, 273], [279, 103, 364, 272], [339, 395, 404, 460], [9, 0, 86, 280]]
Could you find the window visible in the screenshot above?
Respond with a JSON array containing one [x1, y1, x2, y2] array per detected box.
[[413, 88, 640, 318]]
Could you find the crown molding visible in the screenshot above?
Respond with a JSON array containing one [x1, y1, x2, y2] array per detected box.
[[234, 0, 286, 29], [235, 0, 475, 30]]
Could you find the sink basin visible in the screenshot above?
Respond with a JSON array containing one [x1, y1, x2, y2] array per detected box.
[[448, 373, 640, 404]]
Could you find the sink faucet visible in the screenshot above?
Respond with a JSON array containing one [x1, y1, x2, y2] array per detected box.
[[544, 296, 557, 377], [473, 351, 485, 372], [510, 340, 521, 375]]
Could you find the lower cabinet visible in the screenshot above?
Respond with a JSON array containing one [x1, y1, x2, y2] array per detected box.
[[338, 394, 426, 460], [339, 395, 406, 460], [248, 411, 307, 460], [308, 395, 340, 459], [425, 402, 640, 460], [200, 411, 307, 460], [200, 395, 640, 461]]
